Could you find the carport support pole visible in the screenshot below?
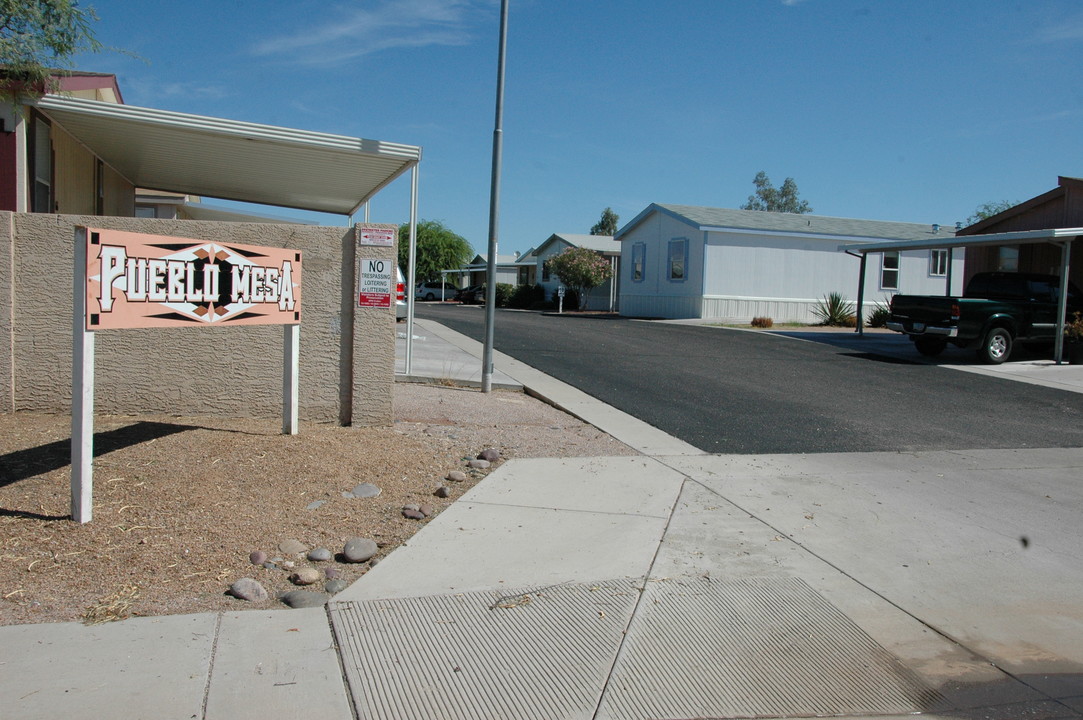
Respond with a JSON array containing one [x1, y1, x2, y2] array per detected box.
[[1054, 240, 1072, 365], [482, 0, 509, 394], [405, 165, 419, 376], [854, 252, 867, 336]]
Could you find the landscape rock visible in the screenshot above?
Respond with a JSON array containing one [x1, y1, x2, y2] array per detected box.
[[305, 500, 326, 510], [307, 547, 332, 562], [343, 537, 378, 563], [229, 578, 269, 602], [279, 590, 329, 609], [279, 539, 308, 555], [434, 486, 451, 498], [325, 579, 349, 594], [419, 504, 435, 517], [478, 448, 501, 462], [403, 507, 425, 520], [324, 567, 339, 579], [468, 459, 491, 469], [351, 483, 382, 498], [446, 470, 468, 483], [290, 567, 321, 586], [249, 550, 267, 566]]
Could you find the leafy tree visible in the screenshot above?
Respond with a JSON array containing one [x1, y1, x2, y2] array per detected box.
[[590, 207, 619, 236], [397, 220, 473, 283], [740, 171, 812, 214], [0, 0, 103, 98], [965, 200, 1017, 227], [544, 246, 613, 311]]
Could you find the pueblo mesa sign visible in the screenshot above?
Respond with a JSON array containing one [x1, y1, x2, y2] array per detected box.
[[84, 228, 301, 330]]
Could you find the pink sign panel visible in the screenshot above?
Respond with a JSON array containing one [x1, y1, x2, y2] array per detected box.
[[84, 227, 302, 330]]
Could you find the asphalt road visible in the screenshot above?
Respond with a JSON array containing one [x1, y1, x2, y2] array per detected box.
[[415, 304, 1083, 454]]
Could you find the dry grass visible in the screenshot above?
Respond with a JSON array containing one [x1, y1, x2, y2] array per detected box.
[[0, 383, 636, 626]]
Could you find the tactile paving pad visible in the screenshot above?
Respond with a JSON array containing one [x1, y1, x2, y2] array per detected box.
[[330, 576, 939, 720], [596, 576, 940, 719], [329, 580, 640, 720]]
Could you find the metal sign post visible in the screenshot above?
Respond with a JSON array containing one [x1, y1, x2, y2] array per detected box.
[[71, 228, 95, 522], [71, 227, 303, 522]]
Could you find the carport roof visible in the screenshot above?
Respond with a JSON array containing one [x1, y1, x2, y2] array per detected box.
[[842, 227, 1083, 254], [30, 94, 422, 216]]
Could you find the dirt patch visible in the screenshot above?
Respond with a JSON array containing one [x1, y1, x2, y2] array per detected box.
[[0, 383, 637, 626]]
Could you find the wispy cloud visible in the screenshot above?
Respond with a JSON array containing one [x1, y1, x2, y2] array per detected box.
[[250, 0, 491, 66], [1031, 11, 1083, 43], [781, 0, 810, 6]]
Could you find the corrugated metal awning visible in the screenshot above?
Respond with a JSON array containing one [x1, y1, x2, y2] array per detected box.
[[30, 94, 421, 216], [841, 227, 1083, 254]]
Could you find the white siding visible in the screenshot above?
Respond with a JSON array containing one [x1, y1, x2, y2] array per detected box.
[[536, 239, 572, 300], [537, 239, 619, 311], [619, 210, 966, 322]]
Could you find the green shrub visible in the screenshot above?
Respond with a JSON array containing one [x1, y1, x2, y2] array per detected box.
[[494, 283, 515, 308], [812, 292, 856, 327], [509, 283, 545, 309], [750, 316, 774, 328], [866, 304, 891, 328]]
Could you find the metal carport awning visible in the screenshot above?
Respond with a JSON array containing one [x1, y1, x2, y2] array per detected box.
[[29, 94, 421, 216], [842, 228, 1083, 364], [31, 93, 427, 372]]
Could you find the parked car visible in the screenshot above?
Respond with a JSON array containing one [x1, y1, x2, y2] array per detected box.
[[887, 271, 1083, 363], [456, 285, 484, 304], [396, 268, 407, 321], [415, 281, 455, 301]]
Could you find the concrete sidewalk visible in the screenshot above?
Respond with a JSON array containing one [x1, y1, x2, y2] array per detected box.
[[3, 318, 1082, 719]]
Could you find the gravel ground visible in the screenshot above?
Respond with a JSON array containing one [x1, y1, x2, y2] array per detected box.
[[0, 383, 637, 626]]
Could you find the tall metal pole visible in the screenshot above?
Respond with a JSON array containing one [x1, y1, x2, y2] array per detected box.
[[406, 164, 419, 375], [482, 0, 508, 393]]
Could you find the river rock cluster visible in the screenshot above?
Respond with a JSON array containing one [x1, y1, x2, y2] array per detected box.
[[227, 448, 502, 608]]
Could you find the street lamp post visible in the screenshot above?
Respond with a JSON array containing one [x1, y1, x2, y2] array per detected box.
[[482, 0, 509, 393]]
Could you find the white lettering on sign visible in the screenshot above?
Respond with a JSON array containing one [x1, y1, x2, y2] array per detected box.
[[97, 245, 297, 314]]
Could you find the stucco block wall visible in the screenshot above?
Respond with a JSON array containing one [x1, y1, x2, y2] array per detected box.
[[0, 212, 395, 425]]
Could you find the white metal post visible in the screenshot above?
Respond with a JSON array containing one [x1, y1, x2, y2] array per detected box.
[[71, 228, 95, 523], [1055, 240, 1072, 365], [406, 164, 419, 376], [283, 323, 299, 434]]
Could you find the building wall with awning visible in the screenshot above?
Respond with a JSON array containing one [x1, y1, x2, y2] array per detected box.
[[0, 212, 398, 424], [1, 89, 422, 424]]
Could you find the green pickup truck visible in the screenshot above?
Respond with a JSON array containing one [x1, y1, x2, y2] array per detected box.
[[887, 272, 1083, 363]]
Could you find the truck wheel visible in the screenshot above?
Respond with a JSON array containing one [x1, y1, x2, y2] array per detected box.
[[978, 326, 1012, 364], [914, 337, 947, 356]]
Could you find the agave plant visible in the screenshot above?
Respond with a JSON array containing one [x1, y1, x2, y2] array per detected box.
[[812, 292, 856, 327]]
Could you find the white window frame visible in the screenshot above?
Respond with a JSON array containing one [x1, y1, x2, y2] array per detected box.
[[668, 237, 688, 282], [31, 114, 53, 213], [881, 251, 899, 290], [929, 249, 948, 277], [998, 246, 1019, 272], [631, 242, 645, 282]]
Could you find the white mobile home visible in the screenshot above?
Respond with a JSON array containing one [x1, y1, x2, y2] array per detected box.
[[617, 204, 964, 322], [535, 233, 621, 311]]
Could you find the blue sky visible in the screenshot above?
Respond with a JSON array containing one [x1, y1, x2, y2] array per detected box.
[[75, 0, 1083, 257]]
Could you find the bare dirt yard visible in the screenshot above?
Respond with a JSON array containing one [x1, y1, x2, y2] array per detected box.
[[0, 383, 637, 626]]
